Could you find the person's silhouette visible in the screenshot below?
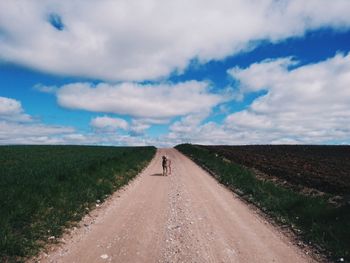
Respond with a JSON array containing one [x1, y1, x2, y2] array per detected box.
[[162, 155, 168, 176]]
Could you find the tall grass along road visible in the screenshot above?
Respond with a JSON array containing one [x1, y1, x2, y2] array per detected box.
[[0, 145, 156, 262], [35, 149, 313, 263]]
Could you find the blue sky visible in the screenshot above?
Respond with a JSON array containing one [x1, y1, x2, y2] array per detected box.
[[1, 1, 350, 146]]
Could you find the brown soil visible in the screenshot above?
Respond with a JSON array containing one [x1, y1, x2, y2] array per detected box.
[[32, 149, 315, 263], [204, 145, 350, 196]]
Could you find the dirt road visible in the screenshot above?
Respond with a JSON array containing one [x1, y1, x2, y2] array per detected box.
[[37, 148, 314, 263]]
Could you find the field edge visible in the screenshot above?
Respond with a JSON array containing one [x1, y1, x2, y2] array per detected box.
[[175, 144, 349, 263], [0, 146, 157, 263]]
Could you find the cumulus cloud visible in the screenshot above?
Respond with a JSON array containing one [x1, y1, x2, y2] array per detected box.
[[128, 120, 151, 136], [90, 116, 129, 131], [0, 96, 32, 122], [4, 48, 350, 146], [0, 123, 159, 145], [170, 111, 210, 135], [0, 96, 76, 144], [55, 81, 225, 119], [162, 53, 350, 145], [0, 121, 75, 144], [1, 0, 350, 81], [224, 52, 350, 143], [0, 96, 164, 146], [0, 97, 21, 115]]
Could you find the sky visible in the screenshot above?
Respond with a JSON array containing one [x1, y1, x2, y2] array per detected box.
[[1, 0, 350, 146]]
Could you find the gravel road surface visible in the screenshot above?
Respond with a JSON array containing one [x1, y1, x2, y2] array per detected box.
[[36, 148, 314, 263]]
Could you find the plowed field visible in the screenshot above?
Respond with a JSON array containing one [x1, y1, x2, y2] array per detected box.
[[203, 145, 350, 195]]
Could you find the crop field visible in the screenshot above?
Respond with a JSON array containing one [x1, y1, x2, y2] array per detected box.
[[203, 145, 350, 195], [176, 144, 350, 261], [0, 145, 156, 262]]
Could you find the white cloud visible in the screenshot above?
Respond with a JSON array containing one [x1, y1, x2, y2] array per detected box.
[[0, 96, 76, 144], [4, 49, 350, 146], [1, 0, 350, 81], [90, 116, 129, 131], [0, 121, 75, 144], [166, 121, 235, 146], [224, 52, 350, 144], [0, 97, 170, 146], [0, 97, 21, 115], [127, 118, 170, 136], [0, 96, 167, 146], [161, 53, 350, 145], [33, 84, 57, 94], [0, 96, 32, 122], [55, 81, 225, 119], [129, 119, 151, 136], [50, 133, 157, 146], [170, 111, 210, 135]]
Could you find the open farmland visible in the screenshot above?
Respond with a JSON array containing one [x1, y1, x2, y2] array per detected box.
[[176, 144, 350, 261], [202, 145, 350, 195], [0, 145, 156, 262]]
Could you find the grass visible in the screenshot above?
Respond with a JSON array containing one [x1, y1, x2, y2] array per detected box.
[[0, 145, 156, 262], [176, 144, 350, 262]]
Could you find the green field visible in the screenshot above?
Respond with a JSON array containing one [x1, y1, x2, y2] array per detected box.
[[176, 144, 350, 262], [0, 145, 156, 262]]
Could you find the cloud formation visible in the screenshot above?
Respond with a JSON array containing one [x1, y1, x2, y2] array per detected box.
[[227, 53, 350, 144], [25, 51, 350, 146], [0, 96, 76, 144], [1, 0, 350, 81], [90, 116, 129, 131], [161, 52, 350, 145], [0, 97, 150, 145], [0, 96, 32, 122], [55, 81, 225, 119], [0, 121, 75, 143]]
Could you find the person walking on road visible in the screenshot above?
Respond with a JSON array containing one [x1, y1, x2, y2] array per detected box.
[[162, 155, 168, 176]]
